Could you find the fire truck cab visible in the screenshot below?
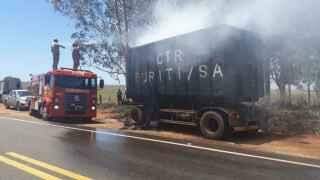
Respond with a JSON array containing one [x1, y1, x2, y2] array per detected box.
[[29, 68, 104, 121]]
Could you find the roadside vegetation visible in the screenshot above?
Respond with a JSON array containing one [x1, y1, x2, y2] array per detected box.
[[97, 85, 123, 105], [97, 85, 132, 119]]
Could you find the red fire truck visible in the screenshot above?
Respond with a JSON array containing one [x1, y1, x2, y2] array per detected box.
[[29, 68, 104, 121]]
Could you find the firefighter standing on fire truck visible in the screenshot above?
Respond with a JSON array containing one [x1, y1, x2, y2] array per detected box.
[[72, 42, 81, 70], [51, 39, 65, 70]]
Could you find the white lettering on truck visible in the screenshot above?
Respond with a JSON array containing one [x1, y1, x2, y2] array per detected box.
[[157, 54, 163, 65], [177, 66, 182, 80], [166, 68, 173, 81], [199, 65, 208, 78], [213, 64, 223, 78], [157, 49, 184, 65], [138, 49, 224, 83], [149, 72, 155, 82], [188, 66, 194, 81], [174, 49, 183, 63]]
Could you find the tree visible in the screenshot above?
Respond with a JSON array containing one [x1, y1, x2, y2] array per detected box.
[[265, 35, 308, 106], [315, 71, 320, 102], [266, 37, 291, 105], [299, 53, 320, 106], [282, 40, 306, 105], [50, 0, 156, 79], [269, 56, 285, 103]]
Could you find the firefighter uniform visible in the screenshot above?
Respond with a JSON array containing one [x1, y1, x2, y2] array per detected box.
[[51, 39, 65, 70], [72, 43, 81, 70]]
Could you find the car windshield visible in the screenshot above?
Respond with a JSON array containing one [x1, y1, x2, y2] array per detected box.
[[54, 75, 97, 89], [17, 91, 31, 97]]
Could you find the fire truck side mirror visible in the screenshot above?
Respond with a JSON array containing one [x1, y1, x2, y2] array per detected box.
[[99, 79, 104, 89]]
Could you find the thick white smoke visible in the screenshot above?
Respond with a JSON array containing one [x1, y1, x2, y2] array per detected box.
[[133, 0, 320, 46], [133, 0, 225, 46]]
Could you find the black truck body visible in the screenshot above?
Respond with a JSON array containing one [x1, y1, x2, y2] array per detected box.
[[126, 25, 267, 139]]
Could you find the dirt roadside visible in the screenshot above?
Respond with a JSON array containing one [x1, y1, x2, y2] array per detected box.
[[1, 104, 320, 161]]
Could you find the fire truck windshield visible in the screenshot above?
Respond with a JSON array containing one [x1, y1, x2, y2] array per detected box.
[[54, 75, 97, 89]]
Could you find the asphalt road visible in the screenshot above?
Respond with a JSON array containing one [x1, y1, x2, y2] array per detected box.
[[0, 117, 319, 180]]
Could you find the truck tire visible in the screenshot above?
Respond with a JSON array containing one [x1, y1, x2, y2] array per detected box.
[[199, 111, 228, 140], [130, 107, 143, 124]]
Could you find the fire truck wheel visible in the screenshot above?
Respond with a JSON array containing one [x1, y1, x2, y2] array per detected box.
[[199, 111, 227, 140]]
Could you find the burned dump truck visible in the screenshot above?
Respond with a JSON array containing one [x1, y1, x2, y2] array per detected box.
[[126, 25, 268, 139]]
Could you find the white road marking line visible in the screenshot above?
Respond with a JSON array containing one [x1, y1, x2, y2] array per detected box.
[[2, 117, 320, 169]]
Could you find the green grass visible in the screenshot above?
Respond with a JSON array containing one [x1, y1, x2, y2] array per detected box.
[[269, 89, 320, 107], [97, 85, 125, 105], [98, 85, 320, 109]]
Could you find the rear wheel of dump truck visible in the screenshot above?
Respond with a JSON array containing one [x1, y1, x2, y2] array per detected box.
[[199, 111, 229, 140], [130, 106, 143, 125]]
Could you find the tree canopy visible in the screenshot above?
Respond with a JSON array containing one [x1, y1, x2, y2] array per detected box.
[[50, 0, 157, 79]]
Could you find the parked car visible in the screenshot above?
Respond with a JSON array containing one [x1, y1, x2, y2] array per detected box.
[[4, 90, 32, 111], [0, 76, 22, 103]]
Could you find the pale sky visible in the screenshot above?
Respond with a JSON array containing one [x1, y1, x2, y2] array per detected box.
[[0, 0, 122, 84]]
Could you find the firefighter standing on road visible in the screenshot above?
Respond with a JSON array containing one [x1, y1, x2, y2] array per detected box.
[[72, 42, 81, 70], [51, 39, 65, 70]]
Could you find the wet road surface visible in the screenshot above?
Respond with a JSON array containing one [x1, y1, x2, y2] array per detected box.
[[0, 117, 319, 180]]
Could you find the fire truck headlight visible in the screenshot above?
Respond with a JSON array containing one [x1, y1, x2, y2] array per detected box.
[[91, 106, 96, 111], [54, 105, 59, 110]]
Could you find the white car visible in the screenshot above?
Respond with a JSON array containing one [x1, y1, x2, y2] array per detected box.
[[5, 90, 32, 111]]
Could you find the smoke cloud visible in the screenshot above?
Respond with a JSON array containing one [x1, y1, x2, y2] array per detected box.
[[133, 0, 320, 46]]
